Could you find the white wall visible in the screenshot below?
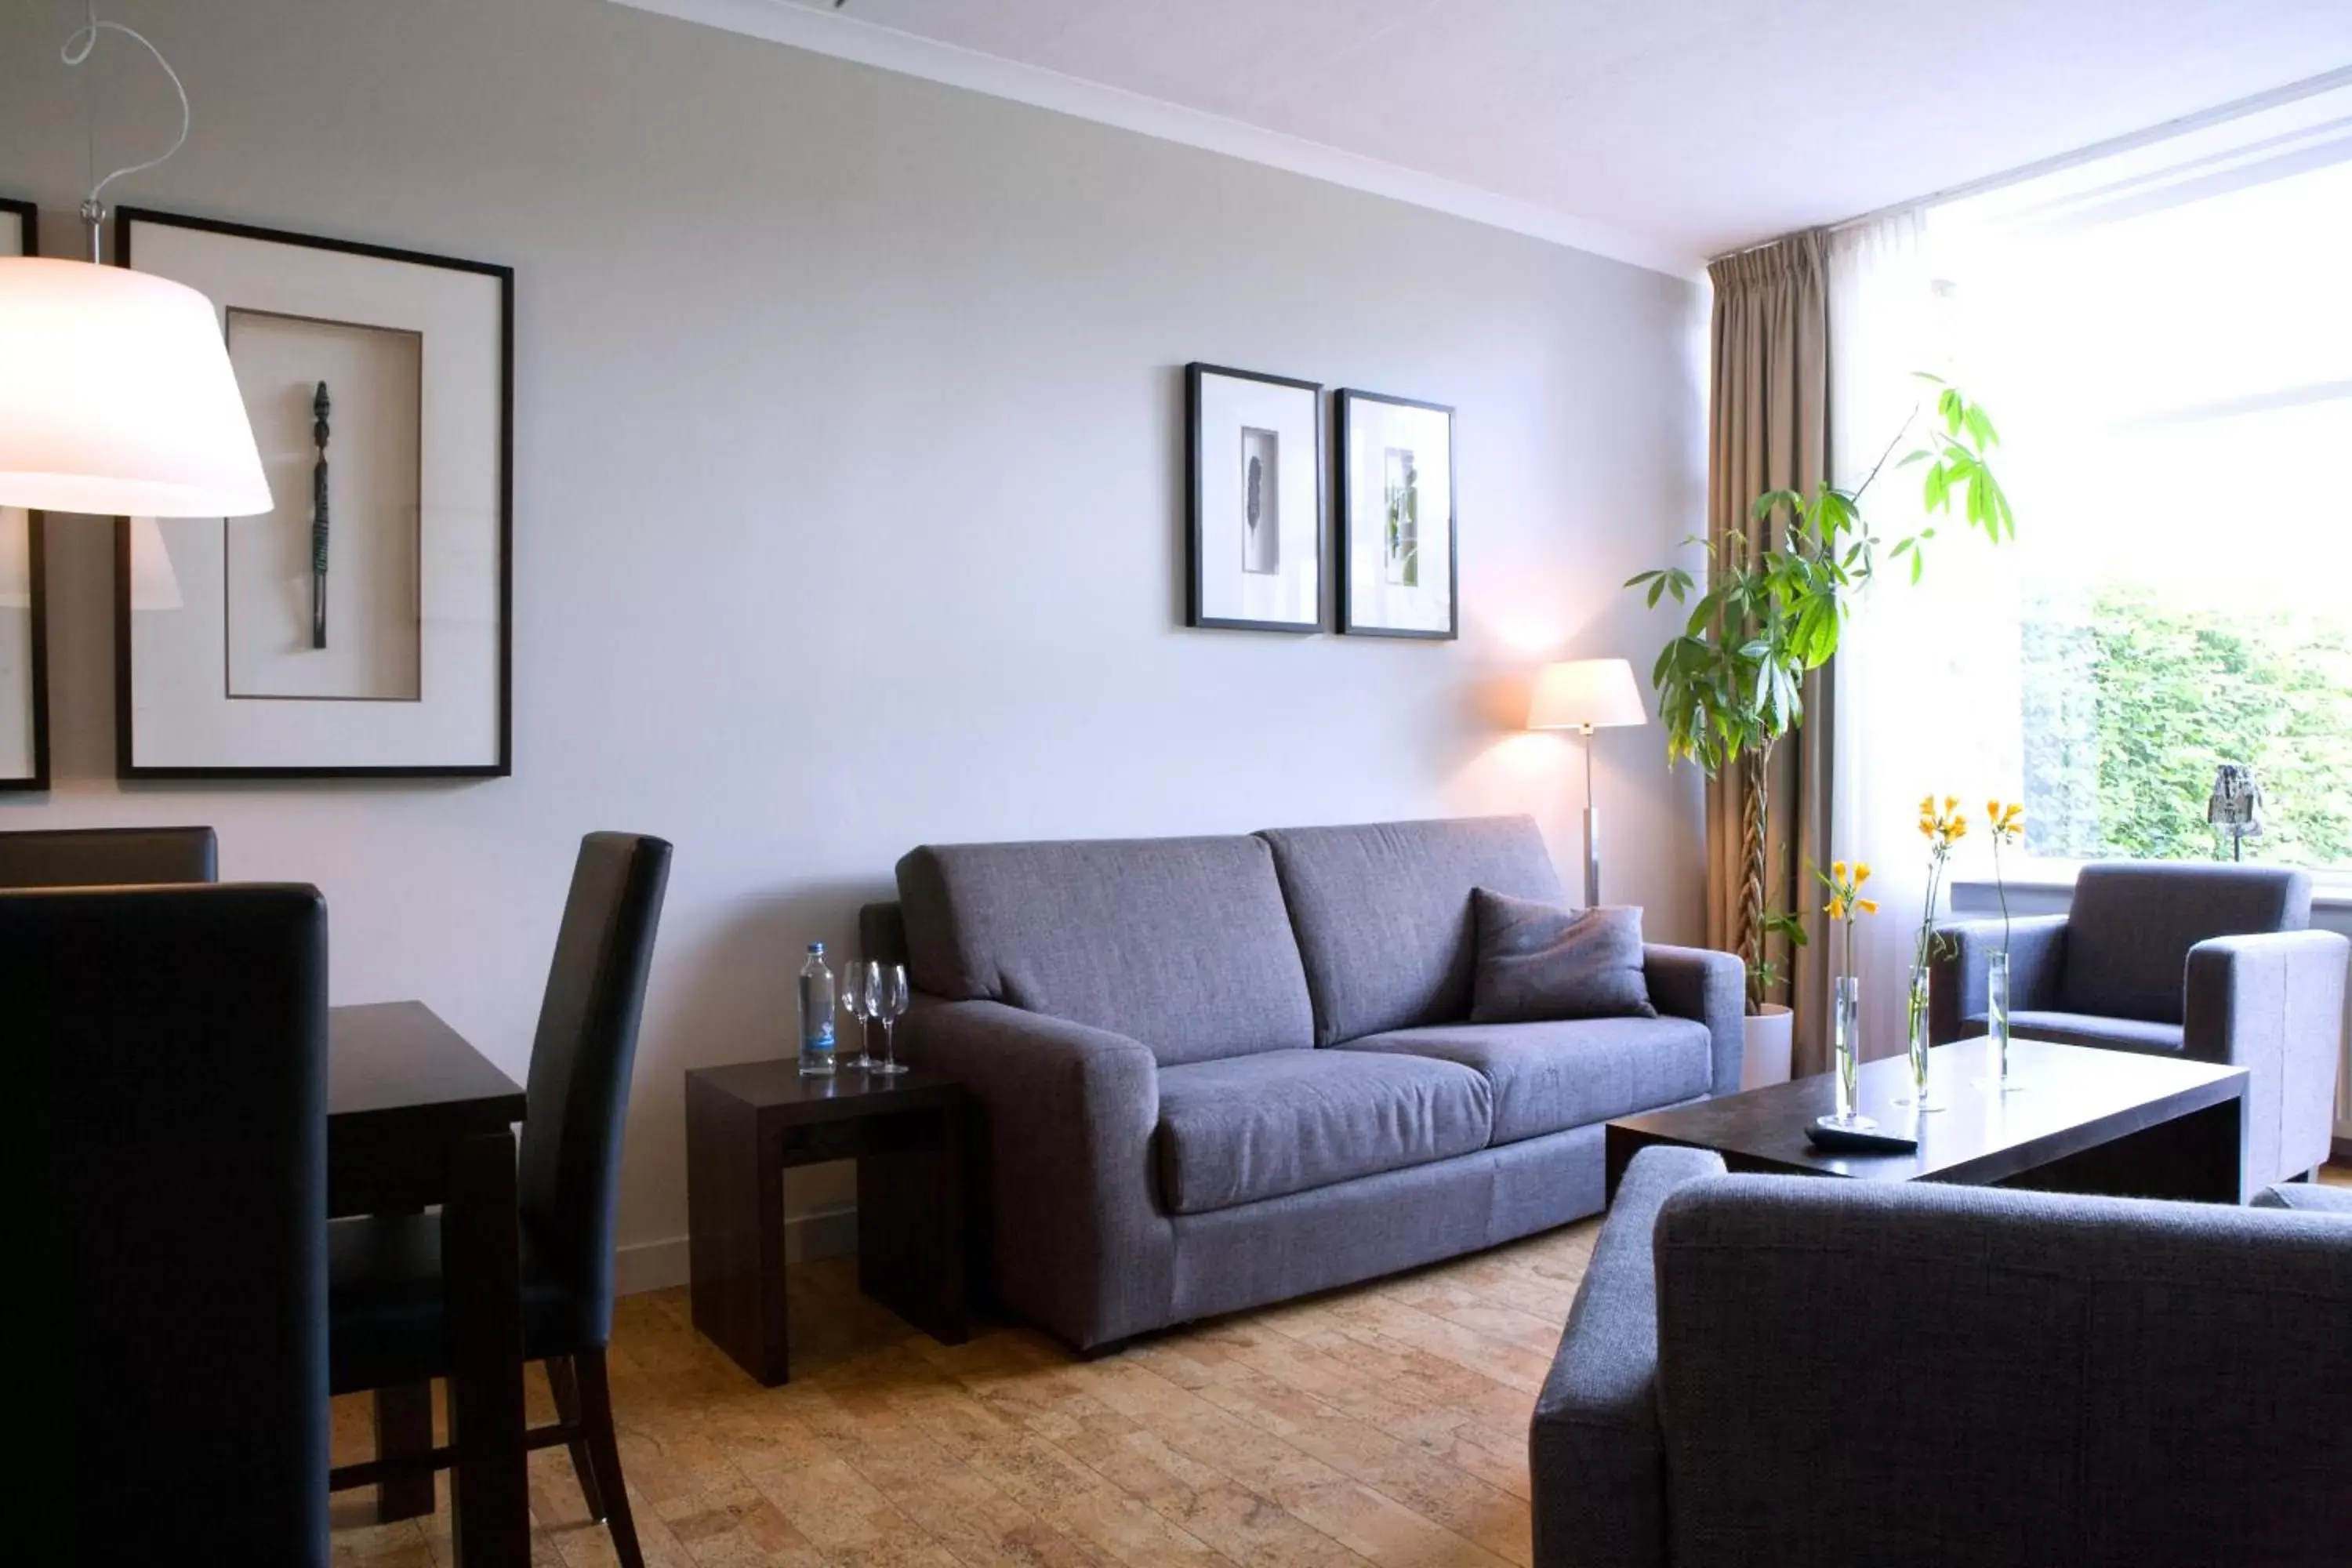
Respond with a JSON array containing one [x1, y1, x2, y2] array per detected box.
[[0, 0, 1708, 1283]]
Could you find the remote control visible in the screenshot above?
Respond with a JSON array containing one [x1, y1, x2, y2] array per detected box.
[[1806, 1118, 1920, 1154]]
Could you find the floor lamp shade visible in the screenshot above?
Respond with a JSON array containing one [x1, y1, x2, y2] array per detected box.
[[1526, 658, 1647, 732], [0, 257, 269, 517]]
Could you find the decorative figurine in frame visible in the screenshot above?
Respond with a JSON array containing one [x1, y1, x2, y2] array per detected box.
[[116, 208, 512, 777]]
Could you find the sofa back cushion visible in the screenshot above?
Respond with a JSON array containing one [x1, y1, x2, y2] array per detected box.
[[1258, 816, 1564, 1046], [2059, 862, 2312, 1024], [895, 835, 1313, 1065]]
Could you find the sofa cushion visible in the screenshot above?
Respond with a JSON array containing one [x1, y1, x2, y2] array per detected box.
[[1341, 1016, 1711, 1145], [1469, 891, 1655, 1023], [1992, 1009, 2186, 1055], [2059, 863, 2310, 1024], [895, 836, 1313, 1065], [1154, 1049, 1492, 1214], [1258, 816, 1564, 1046]]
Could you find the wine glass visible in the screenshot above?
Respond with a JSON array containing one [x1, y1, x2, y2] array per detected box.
[[872, 962, 910, 1075], [837, 958, 875, 1069]]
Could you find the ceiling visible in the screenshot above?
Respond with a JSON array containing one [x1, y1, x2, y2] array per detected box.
[[622, 0, 2352, 274]]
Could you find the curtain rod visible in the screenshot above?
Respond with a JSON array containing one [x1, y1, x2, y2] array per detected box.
[[1706, 60, 2352, 267]]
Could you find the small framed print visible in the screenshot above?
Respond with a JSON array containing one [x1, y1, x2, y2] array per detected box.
[[1186, 362, 1323, 633], [1336, 390, 1457, 640], [0, 195, 50, 791], [115, 208, 511, 778]]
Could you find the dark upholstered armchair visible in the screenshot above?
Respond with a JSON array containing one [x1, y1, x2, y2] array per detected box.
[[1930, 862, 2347, 1187]]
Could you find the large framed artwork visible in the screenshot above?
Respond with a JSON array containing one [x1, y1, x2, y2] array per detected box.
[[0, 196, 50, 791], [1336, 389, 1457, 640], [1186, 362, 1323, 633], [115, 209, 511, 777]]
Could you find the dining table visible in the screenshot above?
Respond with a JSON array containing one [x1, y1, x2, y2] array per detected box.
[[328, 1000, 529, 1567]]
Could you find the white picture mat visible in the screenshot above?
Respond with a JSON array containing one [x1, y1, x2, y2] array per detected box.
[[1345, 398, 1454, 633], [225, 310, 423, 700], [1196, 372, 1319, 626], [126, 220, 503, 769], [0, 208, 36, 779]]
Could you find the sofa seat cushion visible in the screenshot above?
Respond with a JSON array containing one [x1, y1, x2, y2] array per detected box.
[[1982, 1009, 2186, 1054], [1155, 1049, 1493, 1214], [1341, 1017, 1712, 1145]]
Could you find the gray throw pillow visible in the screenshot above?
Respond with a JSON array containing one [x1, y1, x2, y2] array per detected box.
[[1469, 888, 1656, 1023]]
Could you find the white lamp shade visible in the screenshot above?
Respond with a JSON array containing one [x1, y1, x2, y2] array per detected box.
[[0, 257, 269, 517], [1528, 657, 1647, 731]]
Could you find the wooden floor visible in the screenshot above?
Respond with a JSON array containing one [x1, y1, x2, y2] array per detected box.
[[332, 1162, 2352, 1566], [329, 1218, 1599, 1568]]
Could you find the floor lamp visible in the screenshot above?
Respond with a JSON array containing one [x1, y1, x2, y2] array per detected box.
[[1527, 659, 1648, 907]]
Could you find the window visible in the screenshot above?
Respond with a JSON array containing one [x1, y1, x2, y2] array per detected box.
[[1929, 112, 2352, 871]]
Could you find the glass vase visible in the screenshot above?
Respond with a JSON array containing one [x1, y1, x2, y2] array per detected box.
[[1902, 963, 1944, 1111], [1987, 949, 2013, 1088], [1831, 975, 1867, 1127]]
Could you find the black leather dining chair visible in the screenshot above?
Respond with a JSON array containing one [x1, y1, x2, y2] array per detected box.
[[0, 824, 218, 887], [19, 883, 329, 1566], [328, 833, 671, 1566]]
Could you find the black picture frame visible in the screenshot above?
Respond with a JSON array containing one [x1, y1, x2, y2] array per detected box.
[[1185, 361, 1325, 633], [112, 206, 514, 779], [1334, 388, 1459, 641], [0, 195, 51, 793]]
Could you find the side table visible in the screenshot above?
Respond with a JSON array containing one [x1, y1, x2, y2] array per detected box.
[[685, 1061, 968, 1385]]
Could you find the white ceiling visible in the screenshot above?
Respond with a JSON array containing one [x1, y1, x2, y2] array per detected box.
[[619, 0, 2352, 274]]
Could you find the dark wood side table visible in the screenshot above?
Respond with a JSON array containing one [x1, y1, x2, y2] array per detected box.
[[685, 1062, 968, 1385]]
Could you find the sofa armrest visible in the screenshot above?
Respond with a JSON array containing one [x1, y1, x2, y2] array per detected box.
[[898, 997, 1173, 1350], [1643, 944, 1744, 1098], [1530, 1146, 1725, 1568], [1927, 915, 2067, 1044], [2185, 930, 2350, 1186]]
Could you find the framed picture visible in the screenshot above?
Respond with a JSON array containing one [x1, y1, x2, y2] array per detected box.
[[115, 208, 511, 778], [0, 195, 50, 791], [1336, 389, 1457, 640], [1186, 362, 1323, 633]]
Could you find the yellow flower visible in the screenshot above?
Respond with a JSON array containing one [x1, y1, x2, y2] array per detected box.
[[1919, 793, 1935, 815], [1831, 859, 1848, 880], [1986, 798, 2002, 823], [1950, 816, 1969, 839], [1918, 815, 1935, 837], [1854, 862, 1872, 883], [1857, 898, 1879, 915], [1944, 795, 1959, 813], [1827, 896, 1847, 921]]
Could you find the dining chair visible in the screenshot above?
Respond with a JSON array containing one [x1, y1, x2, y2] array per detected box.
[[19, 882, 329, 1565], [328, 832, 671, 1566], [0, 824, 217, 887]]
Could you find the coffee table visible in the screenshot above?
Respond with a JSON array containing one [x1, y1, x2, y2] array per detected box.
[[1605, 1036, 2247, 1204]]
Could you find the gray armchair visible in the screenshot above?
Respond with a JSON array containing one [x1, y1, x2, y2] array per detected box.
[[1532, 1149, 2352, 1568], [1930, 862, 2347, 1186]]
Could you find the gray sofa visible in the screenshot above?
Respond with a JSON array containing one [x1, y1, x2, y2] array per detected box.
[[1532, 1148, 2352, 1568], [1930, 862, 2347, 1187], [859, 815, 1742, 1352]]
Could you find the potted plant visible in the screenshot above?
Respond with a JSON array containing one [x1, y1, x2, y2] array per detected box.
[[1626, 379, 2013, 1077]]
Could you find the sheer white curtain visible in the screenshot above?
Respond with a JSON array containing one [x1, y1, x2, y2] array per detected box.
[[1828, 214, 2017, 1057]]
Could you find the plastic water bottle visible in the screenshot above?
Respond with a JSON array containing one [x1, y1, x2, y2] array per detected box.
[[797, 942, 837, 1076]]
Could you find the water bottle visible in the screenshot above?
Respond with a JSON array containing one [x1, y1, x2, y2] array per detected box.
[[797, 942, 837, 1076]]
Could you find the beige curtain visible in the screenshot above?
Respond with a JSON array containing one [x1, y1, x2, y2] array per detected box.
[[1705, 232, 1838, 1074]]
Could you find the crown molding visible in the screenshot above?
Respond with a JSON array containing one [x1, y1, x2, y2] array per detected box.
[[610, 0, 1700, 279]]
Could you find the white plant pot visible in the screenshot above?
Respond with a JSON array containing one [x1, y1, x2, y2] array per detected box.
[[1740, 1002, 1794, 1090]]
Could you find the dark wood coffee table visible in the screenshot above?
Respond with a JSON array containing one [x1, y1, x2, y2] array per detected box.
[[1605, 1036, 2247, 1204]]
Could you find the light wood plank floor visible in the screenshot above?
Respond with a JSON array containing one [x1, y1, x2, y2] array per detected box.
[[332, 1162, 2352, 1566], [328, 1218, 1601, 1568]]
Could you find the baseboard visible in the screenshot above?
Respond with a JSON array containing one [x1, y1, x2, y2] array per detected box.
[[615, 1203, 858, 1296]]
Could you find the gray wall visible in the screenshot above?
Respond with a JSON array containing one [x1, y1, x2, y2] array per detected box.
[[0, 0, 1708, 1280]]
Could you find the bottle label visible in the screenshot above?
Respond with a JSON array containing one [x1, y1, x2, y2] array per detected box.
[[805, 1018, 835, 1051]]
